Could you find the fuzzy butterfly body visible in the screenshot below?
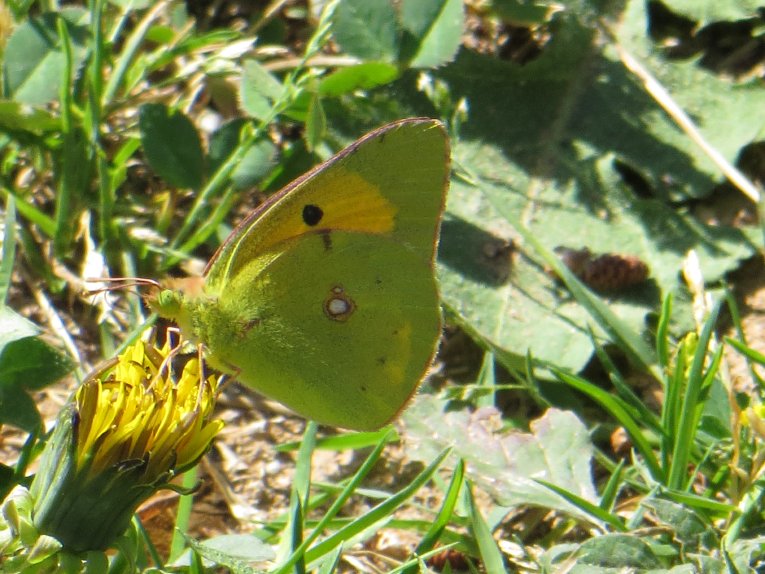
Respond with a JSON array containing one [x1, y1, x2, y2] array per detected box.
[[151, 118, 450, 430]]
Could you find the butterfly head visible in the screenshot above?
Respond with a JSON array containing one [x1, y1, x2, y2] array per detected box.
[[145, 277, 206, 320]]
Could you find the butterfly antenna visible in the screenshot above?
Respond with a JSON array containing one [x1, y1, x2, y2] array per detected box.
[[84, 277, 162, 298]]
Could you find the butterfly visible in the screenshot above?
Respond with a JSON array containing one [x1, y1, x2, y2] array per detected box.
[[150, 118, 450, 430]]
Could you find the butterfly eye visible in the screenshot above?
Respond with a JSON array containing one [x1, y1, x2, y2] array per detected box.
[[149, 289, 182, 317]]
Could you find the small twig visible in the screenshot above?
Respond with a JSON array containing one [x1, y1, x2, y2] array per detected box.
[[201, 454, 260, 522], [617, 46, 761, 203], [251, 0, 293, 35], [263, 54, 360, 72]]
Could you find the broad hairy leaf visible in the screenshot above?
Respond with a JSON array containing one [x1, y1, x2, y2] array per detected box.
[[566, 534, 664, 570], [175, 533, 275, 572], [641, 499, 717, 550], [617, 0, 764, 182], [431, 3, 761, 372], [403, 402, 598, 523]]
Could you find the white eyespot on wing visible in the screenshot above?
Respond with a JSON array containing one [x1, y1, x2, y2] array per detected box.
[[323, 285, 356, 322]]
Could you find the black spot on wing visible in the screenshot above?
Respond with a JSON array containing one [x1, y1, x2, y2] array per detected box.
[[321, 232, 332, 251], [302, 204, 323, 226]]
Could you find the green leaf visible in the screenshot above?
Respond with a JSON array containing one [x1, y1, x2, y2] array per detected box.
[[0, 308, 71, 429], [232, 139, 278, 190], [3, 8, 90, 105], [206, 119, 246, 177], [54, 127, 90, 256], [0, 462, 15, 497], [0, 306, 39, 349], [208, 119, 277, 189], [726, 536, 765, 573], [332, 0, 399, 62], [642, 499, 717, 550], [403, 403, 599, 522], [400, 0, 464, 68], [197, 534, 275, 564], [180, 534, 275, 572], [618, 0, 765, 184], [553, 368, 663, 481], [467, 482, 506, 574], [304, 93, 326, 152], [0, 195, 16, 304], [0, 383, 41, 432], [0, 335, 73, 391], [575, 534, 664, 569], [407, 459, 465, 572], [319, 62, 399, 97], [0, 189, 56, 238], [303, 449, 450, 563], [432, 8, 759, 373], [315, 546, 342, 574], [0, 308, 70, 433], [272, 430, 394, 574], [239, 59, 283, 120], [668, 302, 722, 490], [536, 479, 626, 531], [138, 103, 205, 190], [0, 101, 60, 133], [699, 376, 731, 440], [653, 0, 763, 22], [490, 0, 554, 26]]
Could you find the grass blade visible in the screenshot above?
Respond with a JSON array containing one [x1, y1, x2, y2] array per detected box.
[[599, 458, 625, 513], [403, 459, 465, 574], [168, 466, 199, 562], [0, 194, 17, 303], [467, 481, 505, 574], [668, 301, 722, 490], [273, 429, 394, 574], [0, 188, 56, 237], [553, 368, 664, 481], [536, 479, 626, 531], [588, 325, 661, 432], [656, 292, 673, 369], [303, 448, 451, 564]]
